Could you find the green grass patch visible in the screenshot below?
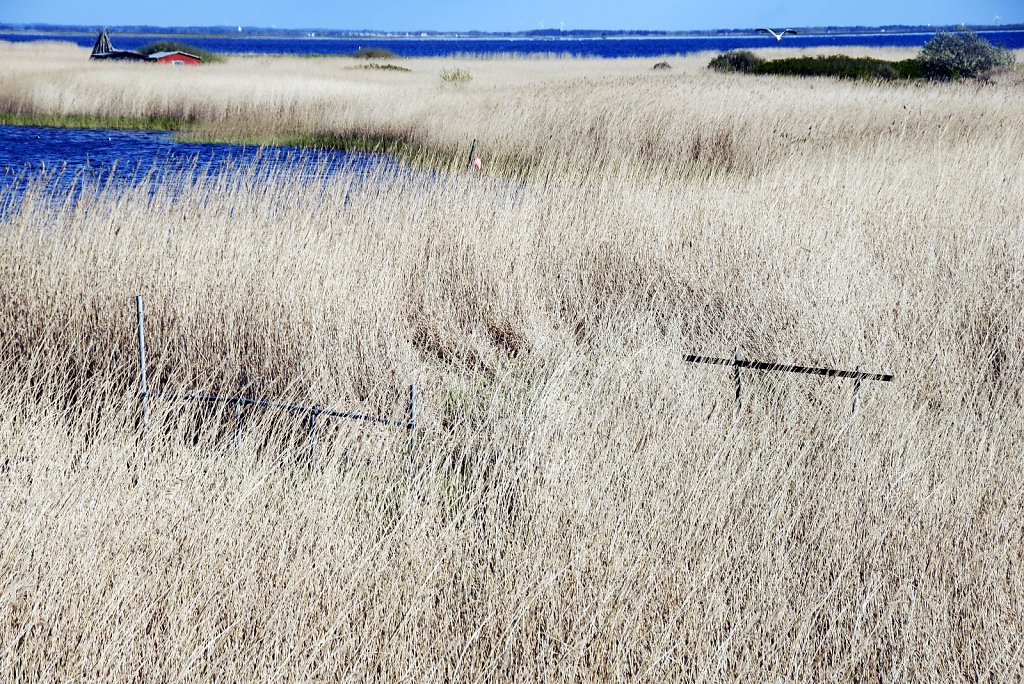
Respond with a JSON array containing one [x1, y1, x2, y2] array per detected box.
[[0, 112, 186, 131], [176, 129, 441, 165], [347, 63, 411, 72], [136, 40, 224, 64], [439, 68, 472, 87], [180, 131, 409, 153]]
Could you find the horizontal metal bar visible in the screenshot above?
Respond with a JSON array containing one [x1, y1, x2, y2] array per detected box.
[[139, 391, 414, 428], [681, 355, 893, 382]]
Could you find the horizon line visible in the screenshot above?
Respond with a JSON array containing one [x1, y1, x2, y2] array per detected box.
[[4, 22, 1024, 36]]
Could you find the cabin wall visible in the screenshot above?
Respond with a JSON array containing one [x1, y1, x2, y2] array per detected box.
[[154, 53, 201, 66]]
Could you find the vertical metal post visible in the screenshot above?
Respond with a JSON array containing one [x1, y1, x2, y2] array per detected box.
[[308, 407, 319, 466], [852, 365, 862, 415], [409, 384, 417, 465], [135, 295, 149, 428], [466, 139, 477, 169], [733, 346, 742, 415]]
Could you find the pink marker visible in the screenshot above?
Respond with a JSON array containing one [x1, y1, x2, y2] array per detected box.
[[472, 157, 482, 170]]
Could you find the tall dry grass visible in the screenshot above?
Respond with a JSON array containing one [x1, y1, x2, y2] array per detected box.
[[1, 43, 1023, 681], [4, 40, 1021, 176]]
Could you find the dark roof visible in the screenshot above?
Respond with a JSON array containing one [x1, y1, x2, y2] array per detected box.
[[90, 50, 150, 61]]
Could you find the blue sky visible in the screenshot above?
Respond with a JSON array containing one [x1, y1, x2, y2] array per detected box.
[[3, 0, 1020, 33]]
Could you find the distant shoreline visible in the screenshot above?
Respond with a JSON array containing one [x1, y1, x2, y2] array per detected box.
[[6, 26, 1023, 60], [3, 24, 1023, 41]]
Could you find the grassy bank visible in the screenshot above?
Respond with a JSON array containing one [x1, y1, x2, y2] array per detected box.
[[0, 112, 431, 167], [1, 40, 1023, 681], [0, 111, 185, 131]]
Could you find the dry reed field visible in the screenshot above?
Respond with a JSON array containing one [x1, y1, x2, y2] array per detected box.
[[1, 41, 1023, 681]]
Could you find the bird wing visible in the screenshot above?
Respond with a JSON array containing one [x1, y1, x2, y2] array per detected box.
[[784, 29, 798, 34]]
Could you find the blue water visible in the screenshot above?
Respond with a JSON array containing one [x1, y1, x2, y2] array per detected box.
[[0, 125, 394, 211], [4, 30, 1023, 58]]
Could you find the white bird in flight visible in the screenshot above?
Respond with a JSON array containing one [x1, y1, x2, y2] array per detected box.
[[757, 28, 798, 41]]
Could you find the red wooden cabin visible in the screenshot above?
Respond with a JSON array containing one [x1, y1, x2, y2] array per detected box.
[[149, 51, 202, 66]]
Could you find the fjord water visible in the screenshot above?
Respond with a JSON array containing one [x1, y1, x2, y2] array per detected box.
[[0, 125, 392, 207], [3, 29, 1023, 57]]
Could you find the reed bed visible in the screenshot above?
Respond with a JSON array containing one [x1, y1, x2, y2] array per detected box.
[[4, 40, 1021, 176], [1, 43, 1023, 681]]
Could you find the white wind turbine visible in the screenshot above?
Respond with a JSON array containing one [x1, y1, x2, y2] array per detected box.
[[757, 28, 798, 41]]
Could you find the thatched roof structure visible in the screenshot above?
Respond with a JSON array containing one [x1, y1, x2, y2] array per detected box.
[[91, 28, 113, 56], [89, 28, 148, 61]]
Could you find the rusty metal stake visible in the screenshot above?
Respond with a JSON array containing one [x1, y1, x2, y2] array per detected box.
[[135, 295, 149, 429]]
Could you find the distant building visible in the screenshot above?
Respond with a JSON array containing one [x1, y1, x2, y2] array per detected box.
[[89, 29, 202, 65], [148, 51, 202, 66]]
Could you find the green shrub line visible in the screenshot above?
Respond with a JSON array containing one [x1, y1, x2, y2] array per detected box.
[[758, 55, 922, 80], [136, 40, 224, 64], [711, 51, 924, 81], [709, 27, 1015, 81]]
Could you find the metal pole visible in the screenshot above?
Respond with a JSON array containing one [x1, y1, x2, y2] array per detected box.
[[733, 346, 742, 415], [466, 139, 477, 169], [409, 384, 416, 462], [135, 295, 149, 428], [309, 407, 319, 467], [852, 365, 862, 415]]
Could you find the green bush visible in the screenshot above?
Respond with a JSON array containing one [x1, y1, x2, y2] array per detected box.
[[709, 51, 923, 81], [708, 50, 764, 73], [439, 68, 472, 88], [709, 30, 1016, 83], [350, 47, 398, 59], [751, 55, 922, 80], [137, 41, 222, 64], [918, 27, 1015, 80]]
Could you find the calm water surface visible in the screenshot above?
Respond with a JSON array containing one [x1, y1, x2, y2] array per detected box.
[[3, 30, 1023, 57], [0, 125, 387, 180], [0, 125, 396, 208]]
